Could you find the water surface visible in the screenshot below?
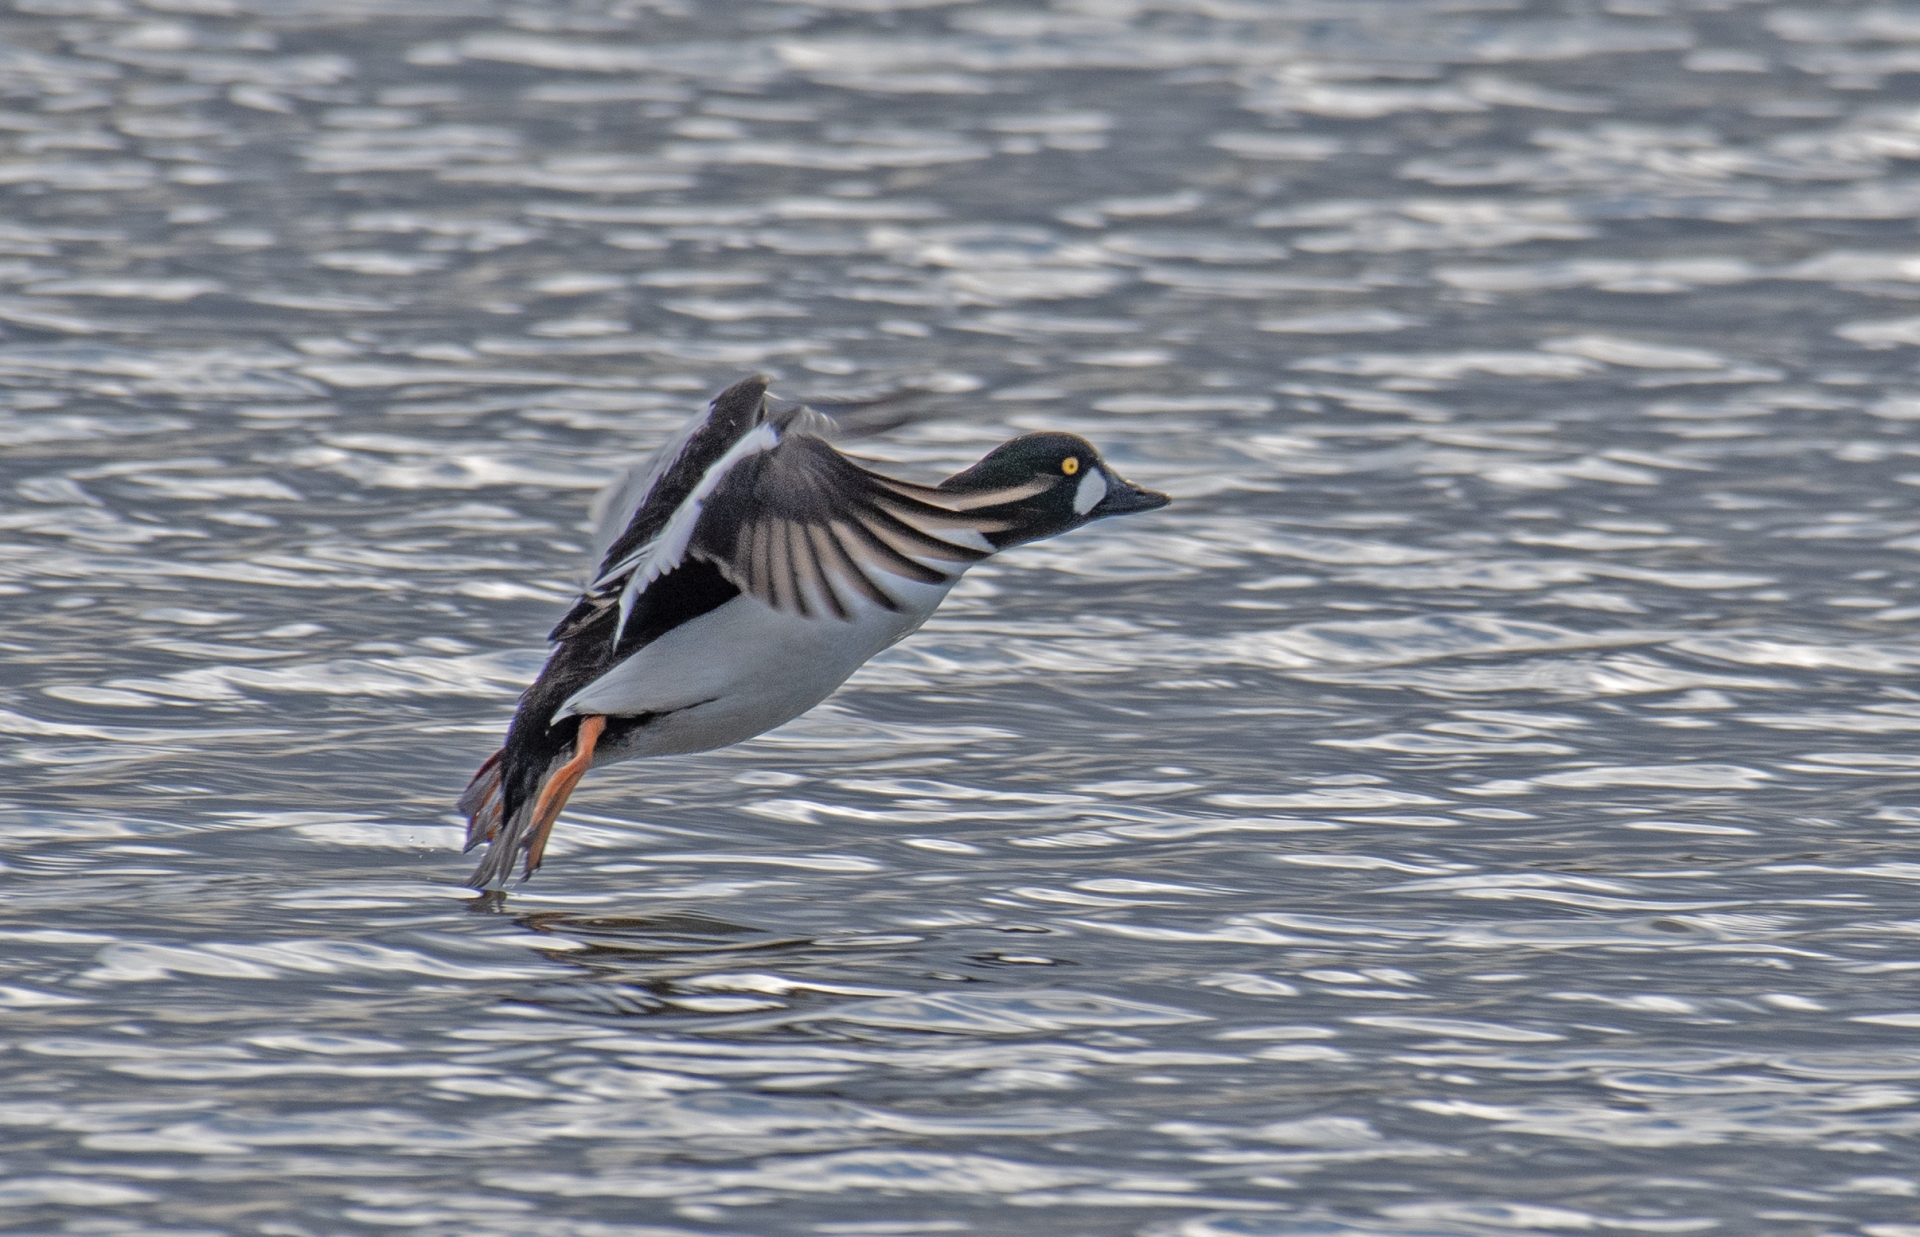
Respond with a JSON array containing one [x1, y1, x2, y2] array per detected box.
[[4, 1, 1920, 1233]]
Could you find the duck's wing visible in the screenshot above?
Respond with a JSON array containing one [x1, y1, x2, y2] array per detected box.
[[692, 435, 1023, 620], [589, 427, 1031, 636], [584, 373, 791, 575], [586, 438, 692, 572], [551, 373, 782, 648]]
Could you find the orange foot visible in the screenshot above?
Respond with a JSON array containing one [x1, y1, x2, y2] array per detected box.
[[523, 714, 605, 878]]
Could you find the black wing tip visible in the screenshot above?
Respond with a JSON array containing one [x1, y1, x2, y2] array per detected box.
[[708, 374, 774, 428], [714, 372, 773, 402], [713, 373, 841, 440]]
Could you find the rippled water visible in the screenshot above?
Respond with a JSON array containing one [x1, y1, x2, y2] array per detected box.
[[9, 0, 1920, 1232]]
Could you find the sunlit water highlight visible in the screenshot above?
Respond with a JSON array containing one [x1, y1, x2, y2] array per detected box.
[[3, 0, 1920, 1233]]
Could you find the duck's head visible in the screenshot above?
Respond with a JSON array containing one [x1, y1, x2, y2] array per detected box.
[[938, 432, 1169, 549]]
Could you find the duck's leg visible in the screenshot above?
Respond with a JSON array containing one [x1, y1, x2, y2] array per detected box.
[[522, 714, 605, 878]]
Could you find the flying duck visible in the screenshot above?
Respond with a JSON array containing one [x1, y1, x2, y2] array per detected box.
[[458, 374, 1169, 887]]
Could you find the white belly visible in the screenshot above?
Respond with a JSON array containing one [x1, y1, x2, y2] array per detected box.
[[555, 574, 953, 761]]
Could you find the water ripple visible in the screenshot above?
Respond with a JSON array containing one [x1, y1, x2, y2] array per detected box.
[[2, 0, 1920, 1233]]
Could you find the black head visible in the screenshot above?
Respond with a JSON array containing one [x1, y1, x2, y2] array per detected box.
[[938, 431, 1169, 548]]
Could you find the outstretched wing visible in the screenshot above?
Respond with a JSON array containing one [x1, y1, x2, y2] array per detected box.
[[585, 373, 777, 580], [587, 433, 1038, 640], [689, 435, 1020, 620], [551, 374, 821, 650]]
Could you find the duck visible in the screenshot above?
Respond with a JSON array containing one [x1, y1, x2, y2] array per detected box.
[[458, 374, 1169, 888]]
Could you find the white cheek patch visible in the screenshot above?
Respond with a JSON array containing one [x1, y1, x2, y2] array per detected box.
[[1072, 468, 1108, 516]]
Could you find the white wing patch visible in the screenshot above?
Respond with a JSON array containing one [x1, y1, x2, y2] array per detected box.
[[1072, 468, 1108, 516], [585, 405, 712, 569], [930, 525, 995, 554], [601, 421, 783, 646]]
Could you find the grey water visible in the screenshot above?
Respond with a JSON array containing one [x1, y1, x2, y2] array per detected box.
[[7, 0, 1920, 1233]]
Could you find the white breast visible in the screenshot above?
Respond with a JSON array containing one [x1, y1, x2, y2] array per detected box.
[[556, 569, 956, 761]]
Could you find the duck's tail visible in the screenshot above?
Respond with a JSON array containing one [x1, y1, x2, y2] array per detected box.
[[458, 715, 605, 889], [458, 748, 529, 889]]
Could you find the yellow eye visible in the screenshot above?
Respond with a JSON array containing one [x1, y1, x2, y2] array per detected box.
[[1062, 457, 1080, 476]]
